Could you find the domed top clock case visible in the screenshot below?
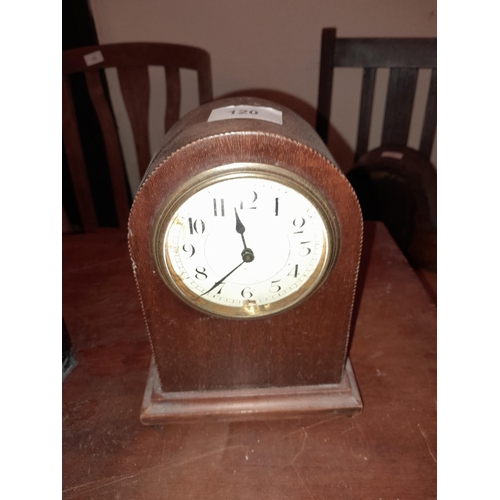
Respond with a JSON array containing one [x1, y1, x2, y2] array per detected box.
[[128, 97, 363, 423]]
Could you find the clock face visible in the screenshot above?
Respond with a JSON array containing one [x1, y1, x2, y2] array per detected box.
[[153, 164, 339, 318]]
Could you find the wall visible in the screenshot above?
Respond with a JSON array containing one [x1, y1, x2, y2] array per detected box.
[[89, 0, 436, 191]]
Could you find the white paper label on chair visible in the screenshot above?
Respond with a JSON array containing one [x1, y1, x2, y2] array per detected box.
[[381, 151, 404, 160], [83, 50, 104, 66], [208, 105, 283, 125]]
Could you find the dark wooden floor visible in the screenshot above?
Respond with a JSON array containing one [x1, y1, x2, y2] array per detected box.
[[62, 222, 436, 499]]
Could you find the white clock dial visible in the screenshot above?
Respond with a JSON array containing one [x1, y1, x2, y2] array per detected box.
[[155, 165, 337, 318]]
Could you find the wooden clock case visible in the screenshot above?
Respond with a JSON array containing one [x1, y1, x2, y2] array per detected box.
[[128, 97, 363, 423]]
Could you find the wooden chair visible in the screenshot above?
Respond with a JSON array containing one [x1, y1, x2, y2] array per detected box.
[[315, 28, 436, 162], [63, 42, 213, 232], [315, 29, 437, 272]]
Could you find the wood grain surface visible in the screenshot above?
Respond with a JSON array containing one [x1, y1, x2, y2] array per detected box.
[[129, 97, 363, 396], [62, 222, 437, 499]]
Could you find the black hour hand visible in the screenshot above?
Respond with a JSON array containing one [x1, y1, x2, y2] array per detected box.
[[234, 208, 255, 262], [234, 207, 246, 235]]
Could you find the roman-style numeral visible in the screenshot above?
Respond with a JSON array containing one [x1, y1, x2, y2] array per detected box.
[[213, 198, 225, 217]]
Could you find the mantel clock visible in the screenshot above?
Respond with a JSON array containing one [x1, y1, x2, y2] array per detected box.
[[128, 97, 363, 423]]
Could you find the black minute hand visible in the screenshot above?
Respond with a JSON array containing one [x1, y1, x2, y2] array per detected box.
[[200, 260, 246, 297]]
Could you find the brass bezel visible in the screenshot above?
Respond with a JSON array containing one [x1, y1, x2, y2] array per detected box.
[[152, 163, 340, 319]]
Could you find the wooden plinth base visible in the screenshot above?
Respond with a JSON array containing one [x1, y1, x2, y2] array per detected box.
[[140, 358, 362, 424]]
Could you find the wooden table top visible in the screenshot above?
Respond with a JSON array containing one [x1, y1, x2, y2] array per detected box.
[[62, 222, 436, 499]]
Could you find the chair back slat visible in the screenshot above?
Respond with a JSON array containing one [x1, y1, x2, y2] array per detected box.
[[62, 75, 98, 232], [116, 66, 151, 178], [355, 68, 377, 160], [165, 66, 181, 134], [382, 68, 419, 146], [197, 61, 214, 106], [84, 70, 130, 230], [419, 68, 437, 159], [62, 42, 213, 231]]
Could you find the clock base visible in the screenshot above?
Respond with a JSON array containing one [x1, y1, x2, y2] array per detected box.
[[140, 358, 363, 424]]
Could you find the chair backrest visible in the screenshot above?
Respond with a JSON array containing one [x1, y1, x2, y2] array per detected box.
[[316, 28, 436, 162], [63, 42, 213, 232]]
